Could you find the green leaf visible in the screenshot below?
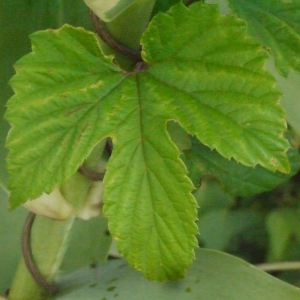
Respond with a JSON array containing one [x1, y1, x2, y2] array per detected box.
[[52, 249, 300, 300], [5, 25, 123, 206], [5, 24, 198, 281], [183, 137, 300, 197], [0, 0, 94, 190], [228, 0, 300, 77], [6, 3, 290, 280], [0, 0, 94, 293], [142, 3, 289, 173]]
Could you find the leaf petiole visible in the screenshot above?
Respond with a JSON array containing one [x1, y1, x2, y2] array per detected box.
[[89, 9, 142, 61]]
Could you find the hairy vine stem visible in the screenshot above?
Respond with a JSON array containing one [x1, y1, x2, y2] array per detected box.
[[89, 9, 142, 61], [78, 165, 104, 181], [22, 212, 59, 294]]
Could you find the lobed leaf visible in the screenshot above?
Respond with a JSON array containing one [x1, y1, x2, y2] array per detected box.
[[5, 24, 198, 281], [5, 2, 290, 280], [228, 0, 300, 77], [142, 3, 290, 173], [6, 25, 124, 208]]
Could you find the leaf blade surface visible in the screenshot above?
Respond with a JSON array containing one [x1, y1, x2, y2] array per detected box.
[[142, 3, 289, 173], [6, 25, 126, 208], [103, 90, 198, 280]]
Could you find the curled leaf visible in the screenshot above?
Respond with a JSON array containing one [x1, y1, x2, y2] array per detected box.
[[23, 186, 73, 220]]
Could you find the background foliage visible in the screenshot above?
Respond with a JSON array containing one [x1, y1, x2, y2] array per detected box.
[[1, 0, 300, 299]]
